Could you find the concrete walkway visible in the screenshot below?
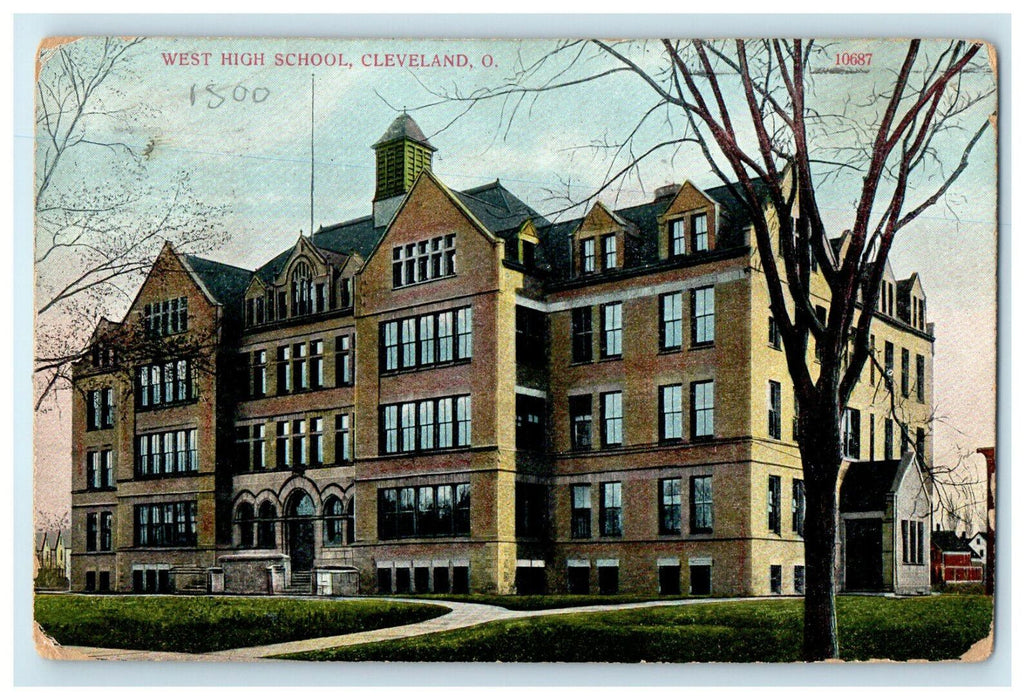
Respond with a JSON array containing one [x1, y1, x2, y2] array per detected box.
[[61, 595, 775, 662]]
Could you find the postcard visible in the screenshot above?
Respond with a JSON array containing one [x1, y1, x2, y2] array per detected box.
[[31, 36, 997, 663]]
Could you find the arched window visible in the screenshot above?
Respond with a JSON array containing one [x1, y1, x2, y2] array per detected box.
[[236, 503, 255, 548], [291, 261, 313, 316], [324, 496, 344, 546], [257, 501, 277, 548]]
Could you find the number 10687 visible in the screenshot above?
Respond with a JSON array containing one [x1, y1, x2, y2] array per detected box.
[[835, 52, 873, 67]]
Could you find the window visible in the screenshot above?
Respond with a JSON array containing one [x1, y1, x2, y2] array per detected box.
[[884, 340, 895, 390], [916, 427, 926, 465], [291, 342, 309, 392], [339, 277, 354, 309], [291, 419, 307, 466], [659, 384, 683, 441], [234, 424, 265, 472], [380, 395, 471, 455], [884, 418, 894, 461], [86, 513, 98, 552], [134, 501, 197, 547], [768, 381, 782, 440], [794, 565, 805, 594], [86, 449, 114, 489], [572, 307, 593, 363], [869, 334, 876, 385], [770, 565, 782, 594], [600, 482, 622, 536], [691, 380, 714, 439], [99, 511, 113, 551], [324, 496, 344, 546], [901, 348, 910, 398], [143, 296, 188, 337], [659, 293, 682, 350], [515, 483, 548, 538], [571, 484, 591, 538], [581, 238, 596, 274], [393, 235, 456, 287], [843, 407, 861, 459], [335, 414, 351, 463], [601, 234, 617, 270], [250, 350, 267, 397], [598, 563, 619, 594], [86, 388, 114, 430], [692, 287, 715, 345], [276, 346, 291, 395], [659, 478, 681, 535], [792, 479, 805, 535], [257, 501, 276, 548], [136, 360, 193, 409], [291, 261, 314, 316], [691, 213, 708, 252], [916, 354, 926, 403], [310, 417, 323, 466], [690, 475, 714, 534], [380, 307, 472, 373], [902, 520, 926, 564], [333, 335, 352, 386], [515, 395, 546, 450], [236, 503, 255, 548], [601, 303, 622, 358], [377, 483, 470, 539], [869, 413, 876, 460], [768, 475, 782, 534], [569, 395, 592, 451], [601, 391, 623, 447], [768, 317, 782, 349], [135, 429, 197, 477], [669, 219, 686, 256]]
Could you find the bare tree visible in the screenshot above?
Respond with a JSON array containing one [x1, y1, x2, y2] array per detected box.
[[34, 37, 228, 409], [421, 38, 994, 659]]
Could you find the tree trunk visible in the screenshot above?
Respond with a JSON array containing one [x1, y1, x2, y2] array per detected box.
[[799, 394, 843, 661]]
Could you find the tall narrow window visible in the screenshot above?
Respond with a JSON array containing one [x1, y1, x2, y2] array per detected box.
[[792, 479, 805, 535], [884, 418, 894, 461], [901, 348, 910, 398], [276, 346, 291, 395], [100, 511, 113, 551], [571, 484, 591, 538], [456, 307, 472, 360], [692, 287, 715, 345], [382, 322, 399, 372], [916, 354, 926, 403], [291, 419, 307, 466], [292, 343, 308, 392], [309, 417, 323, 466], [768, 317, 782, 349], [572, 307, 593, 363], [768, 381, 782, 440], [659, 478, 681, 535], [291, 261, 313, 316], [601, 234, 617, 270], [401, 318, 417, 369], [437, 310, 455, 362], [660, 293, 682, 350], [420, 315, 436, 366], [601, 391, 623, 447], [691, 213, 708, 252], [581, 238, 596, 274], [335, 414, 350, 463], [690, 475, 714, 534], [276, 421, 290, 467], [310, 340, 324, 390], [601, 303, 622, 358], [669, 219, 686, 257], [885, 340, 895, 391], [250, 350, 267, 397], [600, 482, 622, 536], [569, 395, 592, 451], [843, 407, 861, 459], [335, 335, 352, 386], [659, 384, 683, 442], [916, 427, 926, 465], [768, 475, 782, 534], [691, 380, 714, 438]]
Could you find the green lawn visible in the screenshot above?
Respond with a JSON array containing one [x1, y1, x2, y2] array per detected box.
[[394, 593, 683, 610], [34, 595, 448, 653], [285, 595, 993, 663]]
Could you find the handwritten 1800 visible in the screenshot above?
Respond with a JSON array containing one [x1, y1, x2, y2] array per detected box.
[[190, 83, 270, 109]]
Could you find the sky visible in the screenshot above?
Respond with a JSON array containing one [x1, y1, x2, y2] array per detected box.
[[33, 36, 998, 530]]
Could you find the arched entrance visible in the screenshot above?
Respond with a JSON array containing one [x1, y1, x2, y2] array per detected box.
[[285, 491, 316, 572]]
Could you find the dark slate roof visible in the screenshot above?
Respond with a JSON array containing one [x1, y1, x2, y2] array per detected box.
[[454, 181, 549, 238], [184, 255, 253, 309], [374, 113, 436, 151], [840, 459, 902, 512], [931, 530, 976, 555]]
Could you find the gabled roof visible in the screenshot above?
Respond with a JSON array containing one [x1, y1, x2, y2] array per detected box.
[[453, 180, 548, 238], [840, 458, 905, 512], [183, 255, 253, 309], [373, 112, 437, 151], [931, 530, 977, 555]]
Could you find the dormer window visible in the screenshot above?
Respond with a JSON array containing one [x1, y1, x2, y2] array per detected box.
[[291, 261, 314, 316], [601, 234, 617, 271], [581, 238, 596, 274], [244, 296, 266, 327], [691, 214, 709, 252], [340, 277, 354, 309], [669, 219, 686, 257]]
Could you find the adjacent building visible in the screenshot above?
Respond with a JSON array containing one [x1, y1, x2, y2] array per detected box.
[[69, 113, 935, 597]]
